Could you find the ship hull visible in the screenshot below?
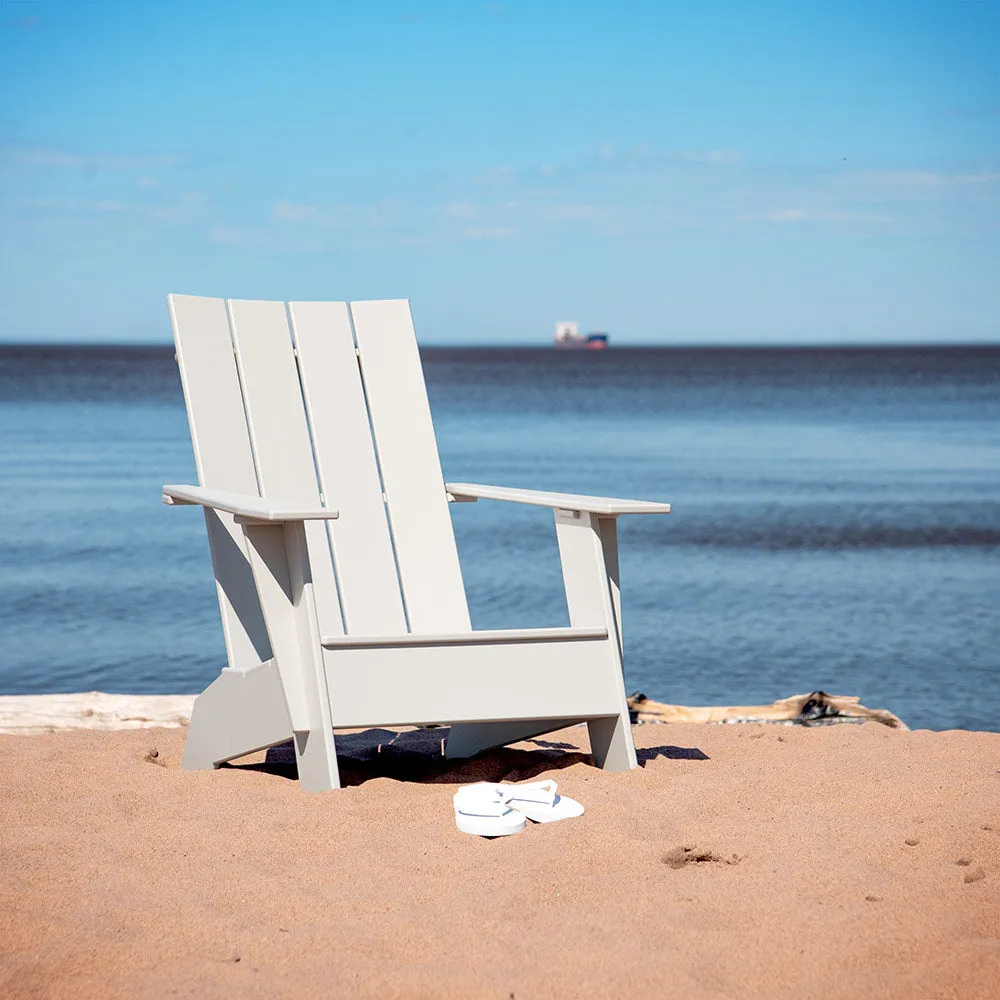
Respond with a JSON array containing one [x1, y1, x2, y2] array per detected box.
[[554, 333, 610, 349]]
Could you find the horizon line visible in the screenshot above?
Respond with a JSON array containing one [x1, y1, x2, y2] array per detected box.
[[2, 338, 1000, 351]]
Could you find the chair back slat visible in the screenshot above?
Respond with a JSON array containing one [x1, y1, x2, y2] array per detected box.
[[226, 299, 344, 638], [288, 301, 407, 636], [167, 294, 271, 667], [350, 299, 470, 633]]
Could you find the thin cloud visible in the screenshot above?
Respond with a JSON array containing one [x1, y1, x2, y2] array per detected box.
[[745, 208, 807, 223], [475, 165, 515, 185], [743, 208, 894, 224], [13, 197, 84, 211], [1, 146, 179, 170], [439, 201, 478, 219], [461, 225, 515, 240], [12, 191, 208, 224], [675, 149, 745, 166], [272, 200, 317, 222], [210, 225, 242, 245], [860, 170, 999, 186], [621, 144, 745, 167], [544, 203, 596, 221], [840, 170, 1000, 195]]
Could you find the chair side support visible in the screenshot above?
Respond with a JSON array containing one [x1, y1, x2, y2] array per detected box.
[[180, 658, 293, 771]]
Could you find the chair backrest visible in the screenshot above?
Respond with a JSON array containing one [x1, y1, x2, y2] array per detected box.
[[169, 295, 470, 670]]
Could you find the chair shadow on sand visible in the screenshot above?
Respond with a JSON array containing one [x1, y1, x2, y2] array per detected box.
[[222, 727, 708, 788]]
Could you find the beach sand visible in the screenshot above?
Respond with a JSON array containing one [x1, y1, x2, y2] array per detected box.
[[1, 721, 997, 999]]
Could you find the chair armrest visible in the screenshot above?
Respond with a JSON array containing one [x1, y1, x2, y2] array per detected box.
[[444, 482, 670, 516], [162, 484, 340, 523]]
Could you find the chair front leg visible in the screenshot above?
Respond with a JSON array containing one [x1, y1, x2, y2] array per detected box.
[[553, 509, 637, 771], [242, 521, 341, 791]]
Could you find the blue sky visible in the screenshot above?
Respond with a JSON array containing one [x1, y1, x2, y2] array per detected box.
[[1, 0, 998, 344]]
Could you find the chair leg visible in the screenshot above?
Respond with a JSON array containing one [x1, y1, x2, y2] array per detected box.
[[444, 718, 584, 759], [554, 510, 639, 773], [587, 712, 637, 771], [291, 727, 341, 791]]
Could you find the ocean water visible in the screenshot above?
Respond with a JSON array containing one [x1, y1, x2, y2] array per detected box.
[[1, 344, 997, 732]]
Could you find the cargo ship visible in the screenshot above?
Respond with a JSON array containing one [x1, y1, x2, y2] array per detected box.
[[553, 322, 609, 349]]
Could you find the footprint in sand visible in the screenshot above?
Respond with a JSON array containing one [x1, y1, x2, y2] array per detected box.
[[954, 857, 986, 883], [661, 846, 741, 869]]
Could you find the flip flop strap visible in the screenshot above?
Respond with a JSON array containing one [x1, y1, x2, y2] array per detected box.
[[499, 780, 557, 807], [454, 784, 511, 817], [455, 780, 558, 815]]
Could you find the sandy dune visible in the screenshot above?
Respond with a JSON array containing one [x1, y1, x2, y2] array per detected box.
[[1, 721, 997, 999]]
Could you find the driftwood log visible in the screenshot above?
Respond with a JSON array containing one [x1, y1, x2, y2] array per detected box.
[[0, 691, 907, 736], [0, 692, 196, 736], [627, 691, 908, 730]]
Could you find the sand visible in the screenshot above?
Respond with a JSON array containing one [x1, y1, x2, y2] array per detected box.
[[1, 721, 997, 999]]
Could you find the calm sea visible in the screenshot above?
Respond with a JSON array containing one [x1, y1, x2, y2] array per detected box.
[[1, 345, 998, 731]]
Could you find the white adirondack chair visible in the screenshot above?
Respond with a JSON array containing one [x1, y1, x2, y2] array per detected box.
[[164, 295, 671, 791]]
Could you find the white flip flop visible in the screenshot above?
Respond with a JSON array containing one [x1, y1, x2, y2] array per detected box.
[[453, 783, 527, 837], [498, 779, 585, 824]]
